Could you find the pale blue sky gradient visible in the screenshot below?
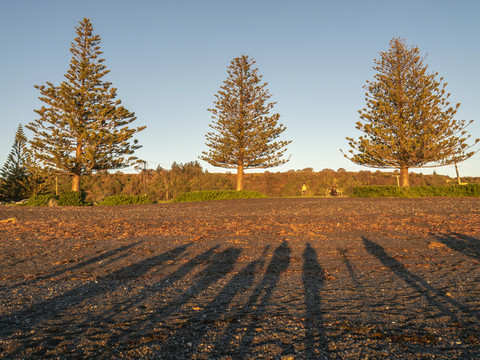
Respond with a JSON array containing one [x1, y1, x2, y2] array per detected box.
[[1, 0, 479, 177]]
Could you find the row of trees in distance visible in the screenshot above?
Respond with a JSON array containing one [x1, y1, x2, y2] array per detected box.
[[10, 161, 477, 203]]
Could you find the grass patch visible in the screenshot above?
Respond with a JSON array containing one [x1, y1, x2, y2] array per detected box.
[[173, 190, 268, 203]]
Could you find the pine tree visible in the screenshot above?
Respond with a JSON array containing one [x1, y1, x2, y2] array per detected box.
[[20, 146, 50, 197], [201, 55, 291, 190], [343, 37, 479, 186], [27, 18, 145, 192], [0, 124, 28, 201]]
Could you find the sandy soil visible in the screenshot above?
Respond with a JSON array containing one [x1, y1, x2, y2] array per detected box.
[[0, 197, 479, 359]]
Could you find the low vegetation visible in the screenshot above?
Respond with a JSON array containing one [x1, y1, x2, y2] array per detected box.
[[13, 163, 480, 205], [26, 191, 86, 206], [352, 184, 480, 198], [173, 190, 267, 203], [98, 195, 153, 206], [26, 194, 57, 206], [57, 191, 86, 206], [29, 162, 480, 203]]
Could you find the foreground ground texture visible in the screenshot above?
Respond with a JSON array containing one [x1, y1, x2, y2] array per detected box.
[[0, 197, 479, 359]]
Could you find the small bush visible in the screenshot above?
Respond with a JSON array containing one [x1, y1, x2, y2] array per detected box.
[[463, 184, 480, 197], [98, 195, 153, 206], [352, 186, 409, 198], [352, 184, 480, 198], [174, 190, 268, 203], [57, 191, 86, 206], [27, 194, 58, 206]]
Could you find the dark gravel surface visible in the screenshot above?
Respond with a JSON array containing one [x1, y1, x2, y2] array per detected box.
[[0, 197, 479, 359]]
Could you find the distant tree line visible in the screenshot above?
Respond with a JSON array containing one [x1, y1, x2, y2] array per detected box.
[[12, 161, 474, 203]]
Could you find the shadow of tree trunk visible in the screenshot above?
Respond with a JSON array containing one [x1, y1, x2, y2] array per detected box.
[[363, 237, 479, 325], [302, 243, 330, 359]]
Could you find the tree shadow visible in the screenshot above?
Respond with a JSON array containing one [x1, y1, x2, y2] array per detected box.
[[363, 237, 479, 325], [433, 232, 480, 260], [2, 241, 141, 293], [212, 241, 292, 358], [158, 246, 271, 359], [69, 245, 241, 358], [337, 248, 375, 319], [101, 245, 242, 354], [99, 244, 221, 324], [0, 242, 191, 356], [303, 243, 329, 359]]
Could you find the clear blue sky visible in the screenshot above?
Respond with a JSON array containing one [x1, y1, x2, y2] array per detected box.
[[1, 0, 479, 177]]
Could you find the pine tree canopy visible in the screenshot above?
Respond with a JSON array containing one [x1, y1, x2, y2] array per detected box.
[[200, 55, 291, 190], [27, 18, 145, 191], [0, 124, 29, 201], [343, 37, 479, 186]]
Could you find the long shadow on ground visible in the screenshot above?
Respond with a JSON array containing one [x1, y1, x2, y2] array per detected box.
[[109, 246, 243, 357], [158, 246, 271, 359], [0, 242, 140, 294], [210, 241, 292, 358], [433, 232, 480, 261], [303, 243, 330, 359], [363, 237, 478, 324], [0, 243, 191, 358], [363, 236, 480, 355], [3, 238, 480, 359]]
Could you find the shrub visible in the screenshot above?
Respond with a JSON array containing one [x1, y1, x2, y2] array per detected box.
[[98, 195, 153, 206], [352, 184, 480, 198], [27, 194, 58, 206], [463, 184, 480, 197], [57, 191, 86, 206], [174, 190, 268, 203]]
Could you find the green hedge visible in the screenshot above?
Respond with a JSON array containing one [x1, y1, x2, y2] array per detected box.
[[27, 191, 86, 206], [98, 195, 153, 206], [57, 191, 86, 206], [27, 194, 58, 206], [173, 190, 268, 203], [352, 184, 480, 198]]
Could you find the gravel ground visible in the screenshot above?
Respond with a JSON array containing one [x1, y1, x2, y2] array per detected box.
[[0, 197, 480, 359]]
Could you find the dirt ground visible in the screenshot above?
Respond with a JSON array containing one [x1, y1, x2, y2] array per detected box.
[[1, 197, 480, 359]]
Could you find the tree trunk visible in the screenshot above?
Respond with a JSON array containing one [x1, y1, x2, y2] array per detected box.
[[72, 142, 82, 192], [72, 174, 81, 192], [399, 166, 409, 187], [236, 164, 244, 191], [454, 162, 462, 185]]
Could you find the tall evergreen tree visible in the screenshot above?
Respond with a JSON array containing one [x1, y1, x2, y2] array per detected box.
[[27, 18, 145, 191], [20, 146, 50, 197], [201, 55, 291, 190], [0, 124, 28, 201], [343, 37, 478, 186]]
